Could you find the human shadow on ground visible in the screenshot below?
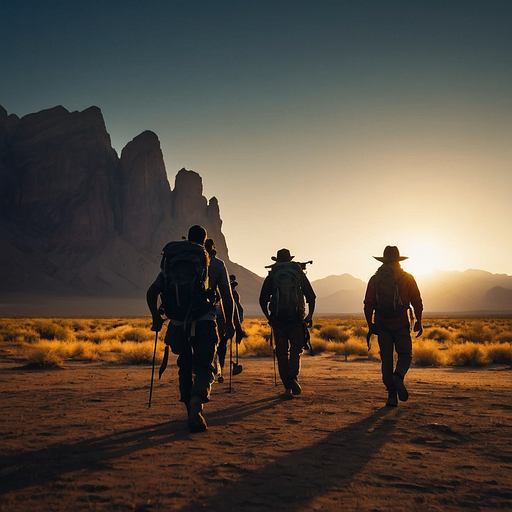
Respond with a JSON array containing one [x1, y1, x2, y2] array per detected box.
[[177, 406, 396, 512], [0, 395, 282, 495]]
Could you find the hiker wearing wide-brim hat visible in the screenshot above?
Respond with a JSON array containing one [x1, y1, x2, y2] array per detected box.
[[259, 248, 316, 399], [364, 245, 423, 408]]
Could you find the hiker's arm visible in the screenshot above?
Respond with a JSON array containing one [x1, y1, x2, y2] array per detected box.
[[146, 283, 164, 332], [234, 290, 244, 323], [303, 277, 316, 327], [409, 276, 423, 337], [259, 276, 272, 323], [304, 298, 315, 327], [218, 267, 235, 338], [363, 277, 377, 333]]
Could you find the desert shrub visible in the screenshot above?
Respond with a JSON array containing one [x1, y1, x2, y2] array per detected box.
[[306, 336, 369, 359], [117, 340, 155, 364], [101, 339, 124, 353], [336, 338, 369, 360], [425, 328, 452, 343], [447, 342, 488, 367], [237, 320, 274, 356], [307, 336, 336, 354], [0, 321, 39, 343], [496, 331, 512, 343], [351, 324, 367, 338], [69, 319, 91, 332], [239, 336, 273, 357], [318, 326, 350, 343], [67, 340, 102, 361], [22, 340, 66, 368], [32, 319, 73, 341], [485, 342, 512, 365], [413, 339, 446, 366], [456, 321, 494, 344], [121, 328, 151, 342], [0, 320, 22, 341]]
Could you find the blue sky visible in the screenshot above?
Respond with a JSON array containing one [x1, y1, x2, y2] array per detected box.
[[2, 1, 512, 281]]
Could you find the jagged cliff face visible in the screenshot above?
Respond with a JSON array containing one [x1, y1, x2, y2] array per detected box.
[[0, 105, 254, 304], [1, 106, 120, 250]]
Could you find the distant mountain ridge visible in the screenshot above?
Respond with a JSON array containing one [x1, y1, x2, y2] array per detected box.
[[1, 104, 510, 317], [309, 269, 512, 315]]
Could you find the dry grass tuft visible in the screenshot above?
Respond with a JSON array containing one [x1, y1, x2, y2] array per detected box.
[[413, 339, 447, 366]]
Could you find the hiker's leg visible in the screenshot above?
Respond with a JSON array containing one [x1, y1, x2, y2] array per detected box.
[[377, 326, 395, 391], [273, 321, 292, 389], [190, 320, 218, 403], [288, 322, 305, 382], [167, 324, 193, 405], [217, 335, 228, 370], [394, 325, 413, 378]]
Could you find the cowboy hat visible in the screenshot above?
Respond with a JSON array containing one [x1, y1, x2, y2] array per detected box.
[[271, 248, 295, 262], [373, 245, 408, 262]]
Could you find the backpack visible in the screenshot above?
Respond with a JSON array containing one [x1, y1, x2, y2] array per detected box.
[[374, 265, 407, 318], [159, 240, 213, 322], [269, 262, 305, 321]]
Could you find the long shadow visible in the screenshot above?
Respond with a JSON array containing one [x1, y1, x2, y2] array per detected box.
[[178, 406, 396, 511], [0, 396, 281, 495], [1, 398, 396, 510]]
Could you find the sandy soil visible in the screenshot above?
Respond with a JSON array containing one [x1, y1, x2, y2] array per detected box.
[[1, 346, 511, 512]]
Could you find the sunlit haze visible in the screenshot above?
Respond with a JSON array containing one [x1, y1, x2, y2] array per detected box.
[[2, 1, 511, 282]]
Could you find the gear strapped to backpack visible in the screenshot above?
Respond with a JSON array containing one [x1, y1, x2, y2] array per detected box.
[[159, 240, 214, 323], [374, 265, 407, 318], [269, 262, 306, 321]]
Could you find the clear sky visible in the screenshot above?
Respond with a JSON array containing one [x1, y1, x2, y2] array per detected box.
[[2, 0, 511, 282]]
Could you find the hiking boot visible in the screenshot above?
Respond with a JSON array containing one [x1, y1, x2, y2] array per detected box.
[[386, 390, 398, 407], [290, 380, 302, 396], [188, 397, 208, 433], [393, 373, 409, 402], [218, 375, 224, 383], [280, 389, 294, 400]]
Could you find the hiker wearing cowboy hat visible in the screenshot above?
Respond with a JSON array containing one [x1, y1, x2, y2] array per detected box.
[[259, 248, 316, 398], [364, 246, 423, 407]]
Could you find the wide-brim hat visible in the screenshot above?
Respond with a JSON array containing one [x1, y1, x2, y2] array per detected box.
[[373, 245, 408, 262], [271, 248, 295, 263]]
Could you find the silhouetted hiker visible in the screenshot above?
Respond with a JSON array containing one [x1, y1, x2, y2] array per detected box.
[[147, 225, 234, 432], [364, 246, 423, 407], [229, 274, 246, 343], [204, 239, 243, 382], [259, 248, 316, 398]]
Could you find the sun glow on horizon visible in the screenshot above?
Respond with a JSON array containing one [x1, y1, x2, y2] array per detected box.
[[399, 242, 444, 277]]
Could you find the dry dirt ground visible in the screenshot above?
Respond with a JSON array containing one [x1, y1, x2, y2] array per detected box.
[[1, 348, 511, 512]]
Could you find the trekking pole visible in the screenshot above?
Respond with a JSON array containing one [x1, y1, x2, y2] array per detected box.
[[270, 326, 278, 386], [232, 335, 243, 375], [148, 330, 159, 408], [228, 335, 233, 393]]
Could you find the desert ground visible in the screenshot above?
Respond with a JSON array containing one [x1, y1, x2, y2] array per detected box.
[[1, 348, 511, 511]]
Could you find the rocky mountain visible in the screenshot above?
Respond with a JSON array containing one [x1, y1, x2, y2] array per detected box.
[[0, 105, 262, 315]]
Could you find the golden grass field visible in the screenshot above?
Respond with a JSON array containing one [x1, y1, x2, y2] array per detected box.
[[1, 316, 511, 369]]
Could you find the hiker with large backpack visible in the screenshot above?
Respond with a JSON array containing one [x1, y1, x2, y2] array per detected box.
[[259, 248, 316, 398], [364, 246, 423, 407], [147, 225, 235, 433]]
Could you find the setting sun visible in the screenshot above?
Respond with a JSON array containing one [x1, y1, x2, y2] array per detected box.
[[400, 242, 443, 277]]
